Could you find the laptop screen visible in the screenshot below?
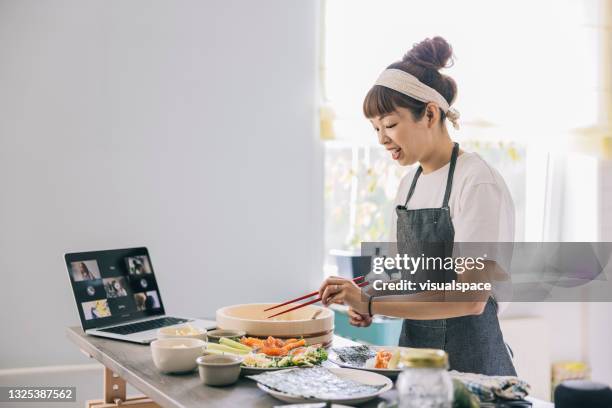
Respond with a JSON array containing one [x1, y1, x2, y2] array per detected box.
[[65, 247, 166, 330]]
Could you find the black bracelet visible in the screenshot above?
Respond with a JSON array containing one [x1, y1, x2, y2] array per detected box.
[[367, 295, 374, 317]]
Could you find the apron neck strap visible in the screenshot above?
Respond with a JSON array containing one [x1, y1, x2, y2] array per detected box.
[[404, 166, 423, 206], [403, 142, 460, 208], [442, 142, 460, 208]]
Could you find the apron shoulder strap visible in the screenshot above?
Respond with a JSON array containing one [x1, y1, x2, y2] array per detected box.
[[403, 166, 423, 206], [403, 142, 460, 208], [441, 142, 460, 208]]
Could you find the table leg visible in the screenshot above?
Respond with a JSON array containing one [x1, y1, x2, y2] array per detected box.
[[86, 367, 160, 408], [104, 366, 126, 404]]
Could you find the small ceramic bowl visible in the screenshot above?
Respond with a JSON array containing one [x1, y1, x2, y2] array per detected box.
[[150, 338, 205, 373], [206, 329, 246, 343], [197, 354, 242, 386], [157, 325, 207, 342]]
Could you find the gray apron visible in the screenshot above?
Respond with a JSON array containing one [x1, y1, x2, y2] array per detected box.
[[396, 142, 516, 376]]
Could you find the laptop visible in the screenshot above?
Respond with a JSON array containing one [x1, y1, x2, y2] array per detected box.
[[65, 247, 216, 343]]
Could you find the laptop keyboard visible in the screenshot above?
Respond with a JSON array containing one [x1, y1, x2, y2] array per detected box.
[[98, 317, 190, 335]]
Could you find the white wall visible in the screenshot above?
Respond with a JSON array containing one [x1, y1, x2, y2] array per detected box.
[[0, 0, 322, 368]]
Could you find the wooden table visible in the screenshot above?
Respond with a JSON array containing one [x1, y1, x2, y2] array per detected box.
[[66, 327, 552, 408], [66, 327, 397, 408]]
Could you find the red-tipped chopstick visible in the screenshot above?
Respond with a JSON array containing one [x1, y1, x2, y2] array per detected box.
[[263, 276, 366, 312], [266, 280, 369, 319]]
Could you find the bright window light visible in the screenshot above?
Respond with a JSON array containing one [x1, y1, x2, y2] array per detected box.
[[322, 0, 604, 265], [324, 0, 599, 143]]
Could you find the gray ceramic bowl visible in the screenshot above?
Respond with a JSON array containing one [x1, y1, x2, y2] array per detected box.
[[206, 329, 246, 343], [196, 354, 242, 386]]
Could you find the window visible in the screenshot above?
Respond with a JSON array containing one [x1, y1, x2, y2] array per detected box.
[[321, 0, 606, 270]]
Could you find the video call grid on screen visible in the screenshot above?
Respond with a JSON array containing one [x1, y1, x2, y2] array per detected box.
[[65, 247, 165, 330]]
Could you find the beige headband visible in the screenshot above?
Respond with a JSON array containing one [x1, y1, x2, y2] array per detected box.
[[375, 68, 460, 130]]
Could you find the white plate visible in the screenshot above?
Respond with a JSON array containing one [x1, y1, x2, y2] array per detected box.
[[240, 365, 294, 376], [241, 362, 328, 376], [328, 346, 402, 378], [256, 367, 393, 405]]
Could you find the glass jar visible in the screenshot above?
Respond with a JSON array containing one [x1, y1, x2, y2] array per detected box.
[[396, 348, 453, 408]]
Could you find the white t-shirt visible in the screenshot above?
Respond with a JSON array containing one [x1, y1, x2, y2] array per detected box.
[[390, 151, 515, 243], [389, 151, 515, 308]]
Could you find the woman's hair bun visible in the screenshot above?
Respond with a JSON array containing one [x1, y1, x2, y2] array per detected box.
[[402, 36, 454, 71]]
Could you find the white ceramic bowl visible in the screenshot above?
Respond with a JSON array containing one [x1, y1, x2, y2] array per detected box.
[[206, 329, 246, 343], [216, 303, 334, 347], [150, 338, 205, 373], [197, 354, 242, 386], [156, 325, 207, 342]]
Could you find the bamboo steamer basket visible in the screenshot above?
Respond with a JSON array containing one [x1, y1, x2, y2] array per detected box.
[[216, 303, 334, 347]]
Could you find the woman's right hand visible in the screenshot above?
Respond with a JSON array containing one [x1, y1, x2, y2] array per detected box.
[[348, 307, 372, 327]]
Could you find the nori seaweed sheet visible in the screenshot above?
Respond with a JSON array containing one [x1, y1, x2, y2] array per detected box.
[[332, 345, 376, 367], [247, 366, 384, 399]]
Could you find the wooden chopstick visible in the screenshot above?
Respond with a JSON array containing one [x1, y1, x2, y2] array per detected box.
[[266, 280, 369, 319], [263, 275, 365, 312]]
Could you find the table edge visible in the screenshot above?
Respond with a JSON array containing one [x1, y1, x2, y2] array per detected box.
[[66, 327, 186, 408]]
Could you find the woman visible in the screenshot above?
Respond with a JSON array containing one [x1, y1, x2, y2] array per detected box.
[[114, 280, 127, 297], [134, 293, 147, 311], [319, 37, 516, 376], [76, 261, 95, 281]]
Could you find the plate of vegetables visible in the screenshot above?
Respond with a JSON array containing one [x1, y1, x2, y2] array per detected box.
[[205, 336, 329, 375], [328, 345, 402, 378]]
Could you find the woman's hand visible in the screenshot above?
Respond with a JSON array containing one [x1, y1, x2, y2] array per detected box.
[[318, 276, 368, 314], [348, 307, 372, 327]]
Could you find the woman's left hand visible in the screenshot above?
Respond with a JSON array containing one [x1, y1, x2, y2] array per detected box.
[[318, 277, 368, 314]]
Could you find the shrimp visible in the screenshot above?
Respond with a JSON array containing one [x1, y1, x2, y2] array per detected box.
[[264, 336, 285, 348], [375, 350, 392, 369], [261, 346, 287, 356], [282, 339, 306, 352], [240, 337, 264, 348]]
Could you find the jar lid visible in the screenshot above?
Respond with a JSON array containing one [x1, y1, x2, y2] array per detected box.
[[400, 348, 448, 369]]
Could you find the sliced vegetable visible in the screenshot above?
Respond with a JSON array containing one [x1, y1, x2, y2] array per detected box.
[[204, 348, 240, 356], [388, 349, 400, 369], [220, 337, 252, 352], [206, 342, 249, 355]]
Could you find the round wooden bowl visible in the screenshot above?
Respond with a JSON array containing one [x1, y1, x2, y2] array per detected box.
[[216, 303, 334, 347]]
